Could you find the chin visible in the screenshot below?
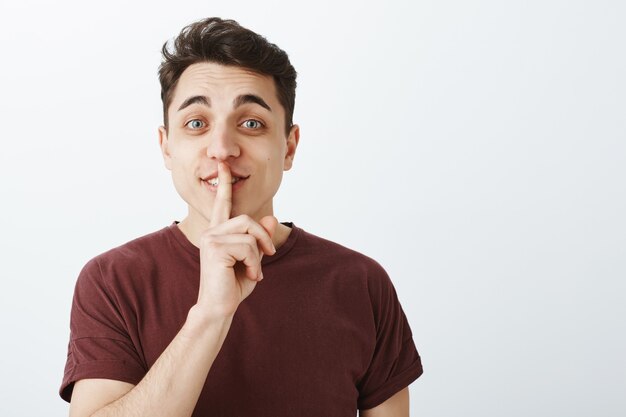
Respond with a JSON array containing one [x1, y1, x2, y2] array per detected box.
[[228, 205, 245, 219]]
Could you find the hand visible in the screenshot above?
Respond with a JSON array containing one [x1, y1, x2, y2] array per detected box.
[[196, 161, 277, 318]]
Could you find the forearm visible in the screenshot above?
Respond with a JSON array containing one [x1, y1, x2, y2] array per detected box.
[[91, 306, 234, 417]]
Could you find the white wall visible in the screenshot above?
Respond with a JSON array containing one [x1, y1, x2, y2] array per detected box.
[[0, 0, 624, 416]]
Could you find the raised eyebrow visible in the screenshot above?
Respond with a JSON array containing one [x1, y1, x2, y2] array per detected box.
[[177, 95, 211, 112], [233, 94, 272, 112]]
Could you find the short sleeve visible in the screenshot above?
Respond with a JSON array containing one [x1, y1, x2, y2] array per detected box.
[[356, 264, 423, 410], [60, 258, 147, 402]]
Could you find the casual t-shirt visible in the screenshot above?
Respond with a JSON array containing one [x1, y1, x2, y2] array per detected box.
[[60, 222, 422, 415]]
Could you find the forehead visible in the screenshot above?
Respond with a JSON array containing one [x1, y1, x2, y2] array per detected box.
[[171, 62, 279, 110]]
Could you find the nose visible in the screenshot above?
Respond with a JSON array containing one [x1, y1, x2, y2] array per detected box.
[[205, 124, 240, 161]]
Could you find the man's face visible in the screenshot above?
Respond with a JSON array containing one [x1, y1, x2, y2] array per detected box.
[[159, 62, 299, 228]]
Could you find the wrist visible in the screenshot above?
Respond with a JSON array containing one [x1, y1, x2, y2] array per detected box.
[[182, 304, 235, 340]]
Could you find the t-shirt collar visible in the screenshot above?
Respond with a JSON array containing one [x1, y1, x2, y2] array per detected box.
[[167, 221, 300, 265]]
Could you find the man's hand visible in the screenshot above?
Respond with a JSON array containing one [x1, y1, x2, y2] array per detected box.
[[196, 161, 277, 318]]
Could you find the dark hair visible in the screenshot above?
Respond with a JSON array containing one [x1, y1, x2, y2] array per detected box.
[[158, 17, 297, 135]]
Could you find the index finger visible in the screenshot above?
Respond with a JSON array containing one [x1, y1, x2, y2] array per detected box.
[[210, 161, 233, 227]]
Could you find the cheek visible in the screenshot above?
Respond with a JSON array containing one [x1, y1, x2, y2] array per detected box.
[[170, 144, 201, 174], [264, 155, 285, 186], [169, 153, 200, 193], [266, 154, 283, 173]]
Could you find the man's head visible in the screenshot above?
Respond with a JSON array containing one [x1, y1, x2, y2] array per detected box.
[[157, 18, 300, 230], [158, 17, 297, 136]]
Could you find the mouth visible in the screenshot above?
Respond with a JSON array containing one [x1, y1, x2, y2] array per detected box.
[[201, 173, 250, 188]]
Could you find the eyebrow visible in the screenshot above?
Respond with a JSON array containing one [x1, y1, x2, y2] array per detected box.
[[177, 95, 211, 112], [233, 94, 272, 112], [176, 93, 272, 113]]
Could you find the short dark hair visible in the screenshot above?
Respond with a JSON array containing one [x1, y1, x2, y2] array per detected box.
[[158, 17, 297, 135]]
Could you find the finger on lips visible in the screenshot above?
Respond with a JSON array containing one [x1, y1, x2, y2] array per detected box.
[[204, 162, 274, 283], [210, 161, 233, 227]]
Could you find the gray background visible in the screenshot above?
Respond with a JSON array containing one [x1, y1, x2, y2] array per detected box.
[[0, 0, 624, 415]]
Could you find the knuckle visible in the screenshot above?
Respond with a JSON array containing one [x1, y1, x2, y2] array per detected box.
[[244, 234, 256, 246], [199, 234, 212, 247], [244, 242, 259, 259], [205, 241, 221, 252], [199, 231, 217, 245]]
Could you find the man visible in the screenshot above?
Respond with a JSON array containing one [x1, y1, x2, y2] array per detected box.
[[60, 17, 422, 417]]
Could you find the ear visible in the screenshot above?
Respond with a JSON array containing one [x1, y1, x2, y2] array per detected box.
[[283, 124, 300, 171], [158, 126, 172, 170]]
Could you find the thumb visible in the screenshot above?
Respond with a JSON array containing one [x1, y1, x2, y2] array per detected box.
[[259, 215, 278, 240], [258, 216, 278, 257]]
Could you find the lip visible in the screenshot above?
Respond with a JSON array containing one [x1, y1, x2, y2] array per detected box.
[[201, 170, 250, 182], [201, 176, 249, 193]]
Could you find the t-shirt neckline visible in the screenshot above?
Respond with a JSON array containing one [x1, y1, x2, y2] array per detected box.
[[167, 221, 300, 266]]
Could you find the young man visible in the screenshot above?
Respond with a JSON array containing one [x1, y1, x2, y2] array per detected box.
[[60, 17, 423, 417]]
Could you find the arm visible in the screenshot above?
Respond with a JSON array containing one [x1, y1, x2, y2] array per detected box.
[[360, 387, 410, 417], [70, 309, 234, 417], [69, 162, 277, 417]]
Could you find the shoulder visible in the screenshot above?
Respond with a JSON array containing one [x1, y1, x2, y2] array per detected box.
[[98, 225, 173, 263], [75, 225, 174, 289], [292, 226, 392, 284], [291, 227, 405, 328]]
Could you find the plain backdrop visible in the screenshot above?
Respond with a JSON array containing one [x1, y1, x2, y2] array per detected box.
[[0, 0, 624, 416]]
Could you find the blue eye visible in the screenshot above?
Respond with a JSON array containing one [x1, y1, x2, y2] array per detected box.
[[186, 119, 205, 129], [242, 119, 263, 129]]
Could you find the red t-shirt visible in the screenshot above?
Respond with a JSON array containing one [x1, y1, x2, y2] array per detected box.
[[60, 222, 422, 415]]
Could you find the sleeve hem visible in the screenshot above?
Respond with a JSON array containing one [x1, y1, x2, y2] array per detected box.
[[357, 359, 423, 410], [59, 360, 146, 403]]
